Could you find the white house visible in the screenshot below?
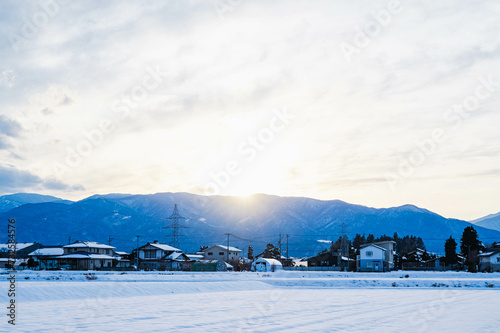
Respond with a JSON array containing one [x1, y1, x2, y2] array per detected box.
[[252, 258, 283, 272], [203, 245, 242, 262], [137, 241, 191, 271], [58, 241, 116, 270], [478, 248, 500, 272], [358, 244, 387, 272]]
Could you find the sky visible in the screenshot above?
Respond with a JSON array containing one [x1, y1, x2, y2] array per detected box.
[[0, 0, 499, 221]]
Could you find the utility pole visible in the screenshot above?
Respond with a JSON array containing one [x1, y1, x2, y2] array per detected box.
[[286, 234, 289, 261], [278, 233, 282, 257], [108, 236, 113, 246], [225, 233, 231, 262], [340, 222, 348, 271], [135, 235, 140, 271], [68, 236, 71, 244]]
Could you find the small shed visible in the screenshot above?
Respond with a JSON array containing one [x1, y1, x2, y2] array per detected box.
[[252, 258, 283, 272]]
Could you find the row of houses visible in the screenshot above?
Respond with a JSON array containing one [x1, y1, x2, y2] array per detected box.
[[3, 239, 499, 272], [0, 241, 248, 272]]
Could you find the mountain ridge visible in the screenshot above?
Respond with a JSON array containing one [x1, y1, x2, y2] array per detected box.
[[1, 192, 499, 256]]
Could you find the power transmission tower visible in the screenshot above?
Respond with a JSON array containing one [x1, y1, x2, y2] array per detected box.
[[164, 204, 188, 249]]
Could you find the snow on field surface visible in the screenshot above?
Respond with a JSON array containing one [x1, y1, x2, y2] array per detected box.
[[1, 270, 500, 332]]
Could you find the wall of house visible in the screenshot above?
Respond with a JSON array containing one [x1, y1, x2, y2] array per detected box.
[[360, 247, 385, 260], [480, 253, 500, 272], [204, 247, 241, 262], [64, 247, 113, 255]]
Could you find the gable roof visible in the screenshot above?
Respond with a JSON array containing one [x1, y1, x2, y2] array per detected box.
[[28, 247, 64, 256], [140, 242, 181, 252], [63, 241, 116, 250], [478, 249, 500, 257], [0, 243, 37, 251], [361, 244, 387, 252], [205, 244, 242, 252]]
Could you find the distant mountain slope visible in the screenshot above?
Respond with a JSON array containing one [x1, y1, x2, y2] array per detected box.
[[1, 192, 499, 256], [0, 193, 72, 213], [471, 212, 500, 232]]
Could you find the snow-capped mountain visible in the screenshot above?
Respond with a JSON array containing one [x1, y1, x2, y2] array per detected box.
[[1, 192, 499, 255], [471, 212, 500, 232], [0, 193, 72, 213]]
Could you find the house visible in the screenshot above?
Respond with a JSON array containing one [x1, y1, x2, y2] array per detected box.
[[28, 247, 64, 270], [112, 251, 132, 270], [358, 244, 387, 272], [364, 241, 396, 270], [57, 241, 116, 270], [252, 258, 283, 272], [202, 244, 242, 262], [0, 242, 42, 259], [137, 241, 192, 271], [478, 246, 500, 272], [307, 252, 344, 267]]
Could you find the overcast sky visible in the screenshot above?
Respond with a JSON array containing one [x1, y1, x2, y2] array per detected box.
[[0, 0, 499, 220]]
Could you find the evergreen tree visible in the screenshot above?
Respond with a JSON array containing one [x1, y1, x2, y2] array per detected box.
[[366, 234, 375, 243], [248, 245, 254, 260], [460, 226, 481, 255], [460, 226, 482, 272], [444, 236, 457, 265], [262, 243, 281, 259]]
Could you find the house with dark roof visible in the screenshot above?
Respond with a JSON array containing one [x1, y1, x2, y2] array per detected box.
[[137, 241, 192, 271]]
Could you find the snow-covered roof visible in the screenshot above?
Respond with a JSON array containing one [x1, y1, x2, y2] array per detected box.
[[187, 254, 204, 260], [255, 258, 282, 266], [166, 252, 185, 261], [478, 250, 500, 257], [57, 253, 116, 260], [64, 241, 116, 250], [208, 244, 242, 252], [361, 244, 387, 252], [28, 248, 64, 256], [147, 243, 181, 252], [0, 243, 36, 251], [114, 251, 129, 255]]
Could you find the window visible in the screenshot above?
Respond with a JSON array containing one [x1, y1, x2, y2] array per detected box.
[[106, 250, 109, 254], [367, 262, 373, 268], [497, 257, 500, 263], [144, 250, 156, 259], [219, 252, 224, 255], [366, 251, 373, 257], [207, 252, 213, 255]]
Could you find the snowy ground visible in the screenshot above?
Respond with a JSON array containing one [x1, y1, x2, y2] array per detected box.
[[1, 270, 500, 332]]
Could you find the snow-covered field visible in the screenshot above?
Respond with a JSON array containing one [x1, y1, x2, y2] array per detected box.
[[1, 270, 500, 332]]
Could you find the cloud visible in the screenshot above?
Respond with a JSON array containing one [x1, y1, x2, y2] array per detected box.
[[0, 137, 11, 150], [0, 70, 15, 87], [0, 115, 21, 137], [0, 163, 84, 193]]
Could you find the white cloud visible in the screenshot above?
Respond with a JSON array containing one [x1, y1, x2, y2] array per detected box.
[[0, 0, 499, 219]]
